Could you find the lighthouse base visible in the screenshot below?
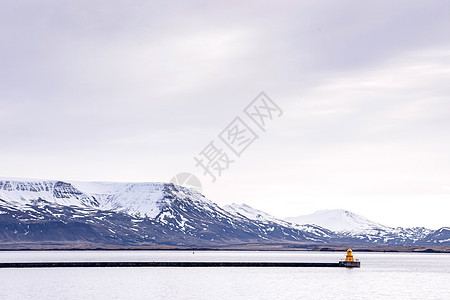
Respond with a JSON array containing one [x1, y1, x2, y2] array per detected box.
[[339, 261, 360, 268]]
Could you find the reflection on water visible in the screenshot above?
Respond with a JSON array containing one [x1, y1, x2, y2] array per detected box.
[[0, 251, 449, 299]]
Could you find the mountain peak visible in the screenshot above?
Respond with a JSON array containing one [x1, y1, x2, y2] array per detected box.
[[286, 209, 390, 233], [222, 203, 281, 223], [0, 178, 210, 219]]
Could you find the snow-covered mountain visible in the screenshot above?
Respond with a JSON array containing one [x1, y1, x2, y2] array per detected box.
[[223, 203, 336, 241], [422, 227, 450, 245], [0, 179, 187, 218], [0, 178, 333, 248], [286, 209, 435, 246], [0, 178, 448, 248], [286, 209, 390, 234]]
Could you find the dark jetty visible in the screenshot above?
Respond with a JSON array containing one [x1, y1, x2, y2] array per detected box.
[[0, 261, 360, 268]]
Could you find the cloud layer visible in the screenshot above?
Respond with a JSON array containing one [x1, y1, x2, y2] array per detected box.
[[1, 0, 449, 228]]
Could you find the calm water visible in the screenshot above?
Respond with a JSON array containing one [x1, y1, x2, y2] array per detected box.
[[0, 250, 449, 299]]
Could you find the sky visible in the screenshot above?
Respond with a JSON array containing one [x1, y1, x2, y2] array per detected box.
[[1, 0, 450, 229]]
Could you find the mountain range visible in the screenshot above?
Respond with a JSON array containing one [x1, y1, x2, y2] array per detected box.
[[0, 178, 449, 249]]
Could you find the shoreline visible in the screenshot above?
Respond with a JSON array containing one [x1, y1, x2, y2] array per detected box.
[[0, 245, 449, 253]]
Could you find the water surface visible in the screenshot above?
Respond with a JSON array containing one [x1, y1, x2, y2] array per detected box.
[[0, 251, 448, 299]]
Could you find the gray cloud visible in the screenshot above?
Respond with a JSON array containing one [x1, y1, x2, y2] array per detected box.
[[1, 0, 450, 228]]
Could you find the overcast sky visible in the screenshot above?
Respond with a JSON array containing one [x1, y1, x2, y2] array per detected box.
[[1, 1, 450, 228]]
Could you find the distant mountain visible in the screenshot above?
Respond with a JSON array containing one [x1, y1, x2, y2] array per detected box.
[[286, 209, 436, 246], [0, 178, 448, 249], [223, 203, 336, 241], [286, 209, 390, 233], [0, 178, 332, 248], [421, 227, 450, 245]]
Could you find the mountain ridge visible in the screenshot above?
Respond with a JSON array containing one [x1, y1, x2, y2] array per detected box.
[[0, 178, 333, 248], [285, 209, 392, 233], [0, 177, 448, 248]]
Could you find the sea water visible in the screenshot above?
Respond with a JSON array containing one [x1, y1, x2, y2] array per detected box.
[[0, 250, 449, 299]]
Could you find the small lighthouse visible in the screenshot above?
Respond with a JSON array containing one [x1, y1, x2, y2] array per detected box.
[[345, 248, 354, 262], [339, 248, 360, 268]]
